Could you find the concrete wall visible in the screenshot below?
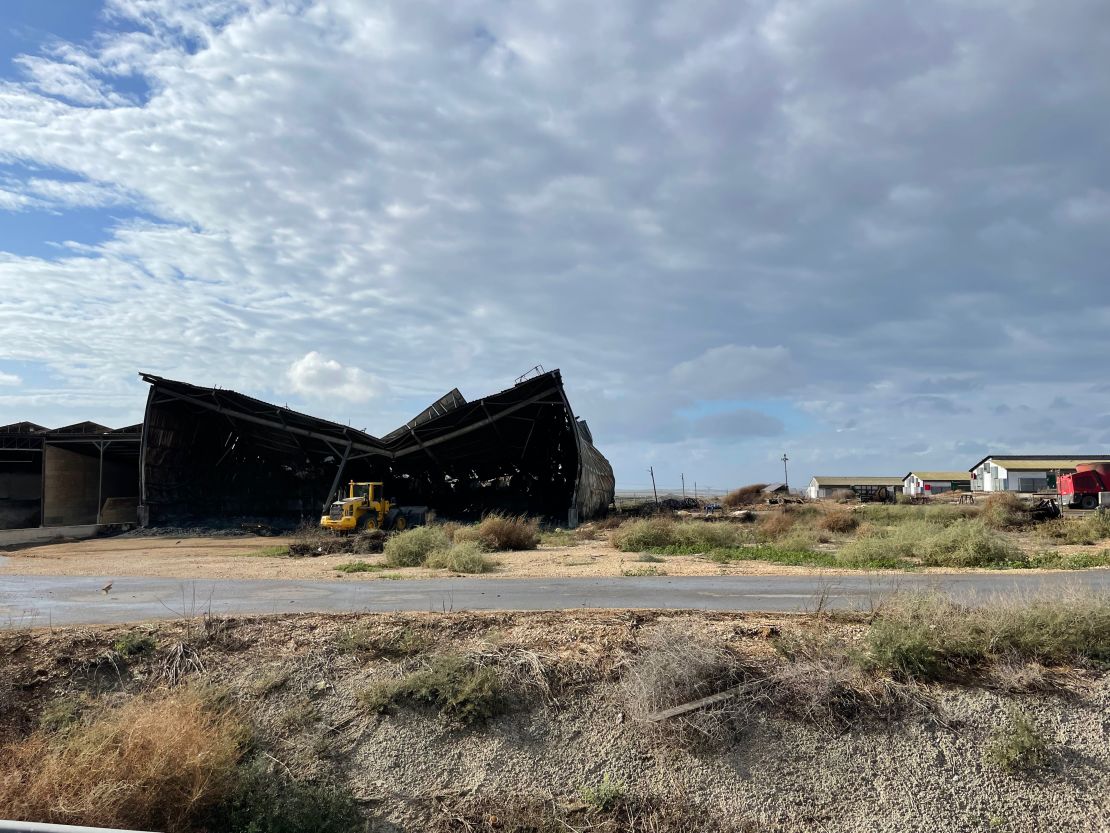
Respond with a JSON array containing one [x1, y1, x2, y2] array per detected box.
[[0, 523, 103, 547], [42, 445, 100, 526]]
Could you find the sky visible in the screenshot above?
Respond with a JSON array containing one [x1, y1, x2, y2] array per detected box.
[[0, 0, 1108, 492]]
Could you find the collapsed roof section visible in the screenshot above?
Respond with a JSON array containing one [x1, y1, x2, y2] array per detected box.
[[138, 369, 614, 527]]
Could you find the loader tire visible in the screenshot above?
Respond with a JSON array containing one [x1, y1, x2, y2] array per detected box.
[[393, 515, 407, 532], [1081, 494, 1098, 510]]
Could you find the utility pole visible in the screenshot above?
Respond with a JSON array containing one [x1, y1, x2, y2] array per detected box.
[[681, 472, 685, 499], [648, 466, 658, 505], [694, 481, 698, 501], [781, 453, 790, 492]]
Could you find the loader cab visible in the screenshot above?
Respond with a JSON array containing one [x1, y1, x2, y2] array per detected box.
[[349, 481, 381, 503]]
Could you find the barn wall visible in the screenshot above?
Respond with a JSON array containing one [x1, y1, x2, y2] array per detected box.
[[42, 445, 99, 526]]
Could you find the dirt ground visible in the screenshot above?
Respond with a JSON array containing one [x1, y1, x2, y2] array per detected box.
[[0, 534, 836, 580], [2, 609, 1107, 832], [3, 531, 1109, 581]]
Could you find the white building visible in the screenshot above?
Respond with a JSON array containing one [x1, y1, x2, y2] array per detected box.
[[806, 476, 903, 501], [968, 455, 1110, 493], [903, 471, 972, 497]]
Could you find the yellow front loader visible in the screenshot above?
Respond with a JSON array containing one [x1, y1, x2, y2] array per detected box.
[[320, 481, 408, 532]]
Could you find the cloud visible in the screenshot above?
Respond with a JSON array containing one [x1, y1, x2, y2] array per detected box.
[[286, 352, 385, 403], [693, 408, 784, 438], [669, 345, 799, 400], [0, 371, 22, 386], [0, 0, 1105, 485]]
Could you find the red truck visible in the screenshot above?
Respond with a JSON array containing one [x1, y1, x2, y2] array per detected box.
[[1057, 462, 1110, 509]]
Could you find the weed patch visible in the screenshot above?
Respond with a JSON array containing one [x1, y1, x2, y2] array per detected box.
[[334, 560, 384, 573], [580, 774, 627, 811], [865, 592, 1110, 680], [985, 708, 1049, 773], [360, 654, 504, 725], [113, 631, 155, 658], [1039, 512, 1110, 545], [621, 565, 666, 576], [211, 759, 365, 833], [337, 625, 429, 657]]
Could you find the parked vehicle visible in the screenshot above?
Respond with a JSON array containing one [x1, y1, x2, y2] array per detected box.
[[1057, 462, 1110, 509]]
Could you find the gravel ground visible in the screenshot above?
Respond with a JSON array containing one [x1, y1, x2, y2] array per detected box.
[[3, 610, 1106, 832]]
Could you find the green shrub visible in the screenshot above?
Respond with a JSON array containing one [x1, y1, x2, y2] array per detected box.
[[452, 514, 540, 551], [985, 708, 1049, 774], [611, 518, 675, 551], [919, 519, 1022, 567], [383, 526, 450, 567], [360, 654, 503, 725], [213, 760, 365, 833], [423, 542, 497, 573]]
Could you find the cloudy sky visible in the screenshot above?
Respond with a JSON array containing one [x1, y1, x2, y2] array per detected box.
[[1, 0, 1107, 491]]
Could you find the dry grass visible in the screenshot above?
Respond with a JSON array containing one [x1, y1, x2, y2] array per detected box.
[[428, 793, 751, 833], [722, 484, 768, 508], [453, 514, 540, 551], [819, 509, 859, 534], [0, 690, 244, 832], [424, 541, 498, 573], [979, 493, 1028, 530], [757, 511, 795, 539], [621, 624, 754, 747], [288, 525, 387, 556], [865, 591, 1110, 679], [383, 526, 451, 567]]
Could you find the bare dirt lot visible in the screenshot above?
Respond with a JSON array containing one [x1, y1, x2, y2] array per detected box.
[[2, 606, 1107, 832], [0, 534, 838, 580]]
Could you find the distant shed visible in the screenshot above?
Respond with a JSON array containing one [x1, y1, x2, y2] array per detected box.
[[903, 471, 972, 497], [806, 476, 903, 501]]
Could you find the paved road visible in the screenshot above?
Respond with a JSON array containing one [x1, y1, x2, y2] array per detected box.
[[2, 571, 1109, 627]]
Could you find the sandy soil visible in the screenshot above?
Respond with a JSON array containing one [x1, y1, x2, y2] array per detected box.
[[0, 535, 837, 580]]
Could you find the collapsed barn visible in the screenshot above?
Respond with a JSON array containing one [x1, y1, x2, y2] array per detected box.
[[139, 368, 613, 528]]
